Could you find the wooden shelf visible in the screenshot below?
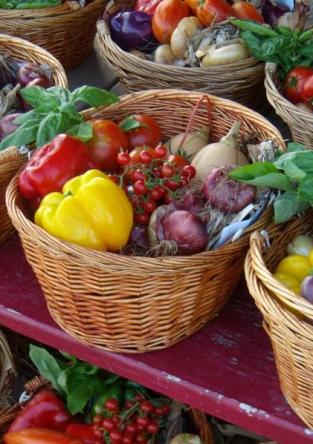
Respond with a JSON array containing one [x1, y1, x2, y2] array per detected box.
[[1, 234, 312, 444]]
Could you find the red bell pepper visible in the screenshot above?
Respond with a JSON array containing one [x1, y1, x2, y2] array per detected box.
[[8, 389, 72, 433], [65, 424, 99, 444], [19, 134, 95, 200], [134, 0, 163, 14], [4, 428, 83, 444]]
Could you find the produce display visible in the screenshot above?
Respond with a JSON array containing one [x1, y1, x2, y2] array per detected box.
[[6, 85, 281, 256], [232, 19, 313, 113], [3, 345, 201, 444], [107, 0, 303, 68]]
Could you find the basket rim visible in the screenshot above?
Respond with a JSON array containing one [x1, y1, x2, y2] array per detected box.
[[265, 62, 313, 124], [6, 89, 284, 269], [0, 0, 104, 19], [97, 17, 264, 75]]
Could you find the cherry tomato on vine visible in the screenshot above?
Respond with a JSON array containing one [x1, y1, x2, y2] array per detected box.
[[139, 150, 153, 164], [102, 417, 116, 431], [110, 430, 124, 444], [134, 432, 147, 443], [143, 200, 157, 214], [182, 164, 196, 178], [133, 180, 148, 195], [129, 147, 158, 165], [117, 151, 131, 166], [161, 163, 175, 177], [125, 423, 138, 435], [283, 67, 313, 104], [124, 114, 162, 148], [105, 397, 120, 413], [147, 420, 159, 434], [92, 426, 103, 438], [123, 436, 133, 444], [131, 171, 147, 182], [136, 417, 150, 429], [140, 400, 154, 414], [88, 119, 129, 172], [135, 213, 150, 225], [164, 179, 180, 191], [150, 185, 166, 200], [154, 144, 167, 158], [93, 414, 103, 426], [167, 154, 189, 167], [161, 404, 171, 415]]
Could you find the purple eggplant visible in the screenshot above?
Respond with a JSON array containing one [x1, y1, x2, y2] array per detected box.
[[261, 0, 290, 27], [109, 10, 156, 52]]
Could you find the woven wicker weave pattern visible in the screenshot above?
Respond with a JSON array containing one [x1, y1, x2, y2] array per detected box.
[[6, 90, 284, 353], [0, 0, 105, 70], [0, 34, 68, 245], [245, 211, 313, 429], [265, 63, 313, 148], [96, 0, 265, 108]]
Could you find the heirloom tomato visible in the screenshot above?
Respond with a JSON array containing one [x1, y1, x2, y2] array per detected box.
[[152, 0, 190, 43], [123, 114, 162, 148], [283, 67, 313, 104], [135, 0, 163, 14], [302, 75, 313, 104], [196, 0, 236, 26], [232, 1, 264, 22], [88, 120, 129, 172]]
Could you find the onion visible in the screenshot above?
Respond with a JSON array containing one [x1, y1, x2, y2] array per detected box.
[[202, 166, 256, 214], [287, 235, 313, 257], [0, 113, 22, 141], [154, 44, 176, 64], [17, 62, 51, 88], [170, 434, 201, 444], [191, 121, 249, 183], [200, 42, 249, 67], [130, 225, 149, 250], [166, 126, 210, 159], [261, 0, 289, 27], [170, 17, 202, 59]]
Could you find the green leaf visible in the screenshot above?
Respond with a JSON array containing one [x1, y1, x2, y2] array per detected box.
[[287, 142, 307, 152], [14, 0, 61, 8], [239, 30, 263, 59], [298, 43, 313, 60], [276, 26, 293, 36], [236, 172, 293, 191], [36, 112, 64, 147], [298, 175, 313, 202], [13, 110, 37, 125], [70, 86, 119, 108], [119, 115, 143, 132], [299, 28, 313, 42], [0, 118, 40, 151], [29, 345, 63, 393], [47, 86, 71, 105], [230, 161, 278, 181], [273, 191, 310, 224], [284, 159, 306, 182], [66, 121, 93, 142], [231, 19, 277, 36], [260, 36, 285, 56], [20, 86, 59, 113]]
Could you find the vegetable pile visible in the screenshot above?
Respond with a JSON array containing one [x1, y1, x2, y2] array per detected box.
[[9, 85, 277, 257], [232, 19, 313, 112], [106, 0, 305, 68], [3, 345, 201, 444]]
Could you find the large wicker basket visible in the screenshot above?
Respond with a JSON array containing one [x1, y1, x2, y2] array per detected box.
[[0, 376, 213, 443], [0, 0, 105, 71], [96, 0, 265, 109], [0, 34, 68, 245], [6, 89, 284, 353], [245, 209, 313, 429], [265, 62, 313, 148]]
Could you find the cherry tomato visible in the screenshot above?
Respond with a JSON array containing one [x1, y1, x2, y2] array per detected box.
[[139, 150, 153, 164], [161, 404, 171, 415], [152, 0, 190, 43], [102, 417, 116, 431], [196, 0, 236, 26], [140, 400, 154, 414], [123, 436, 133, 444], [153, 167, 163, 178], [134, 432, 147, 443], [110, 430, 124, 444], [112, 416, 121, 426], [129, 147, 158, 165], [232, 1, 264, 22], [154, 144, 167, 158], [147, 421, 159, 434], [136, 417, 150, 429], [93, 414, 104, 425], [167, 154, 189, 167], [150, 188, 163, 200], [164, 179, 180, 190], [161, 163, 175, 177], [105, 398, 120, 413], [143, 200, 157, 213], [135, 213, 150, 225], [275, 255, 311, 282], [93, 427, 103, 438], [302, 74, 313, 104], [125, 423, 138, 435], [133, 180, 148, 195], [124, 114, 162, 148], [117, 151, 131, 166], [135, 0, 163, 14], [182, 164, 196, 178], [283, 67, 313, 104], [131, 171, 147, 182], [88, 119, 129, 172]]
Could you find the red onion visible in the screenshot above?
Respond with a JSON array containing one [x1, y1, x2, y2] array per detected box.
[[130, 225, 149, 250], [0, 113, 22, 141], [161, 210, 208, 255], [202, 166, 256, 214], [17, 62, 51, 88], [301, 276, 313, 303]]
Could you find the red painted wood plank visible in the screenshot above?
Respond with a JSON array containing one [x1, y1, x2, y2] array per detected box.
[[1, 234, 313, 444]]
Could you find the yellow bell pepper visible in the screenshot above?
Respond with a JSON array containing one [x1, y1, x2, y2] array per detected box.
[[35, 169, 133, 251]]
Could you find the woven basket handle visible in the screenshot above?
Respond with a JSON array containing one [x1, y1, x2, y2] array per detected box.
[[97, 19, 110, 37]]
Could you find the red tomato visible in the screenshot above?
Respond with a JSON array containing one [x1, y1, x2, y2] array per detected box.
[[185, 0, 198, 12], [124, 114, 162, 148], [196, 0, 236, 26], [167, 154, 189, 167], [88, 119, 129, 172], [232, 1, 264, 22], [302, 74, 313, 104], [135, 0, 163, 14], [283, 67, 313, 104], [152, 0, 190, 43], [129, 146, 158, 165]]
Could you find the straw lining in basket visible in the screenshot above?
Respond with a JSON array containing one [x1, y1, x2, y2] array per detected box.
[[265, 62, 313, 148], [0, 34, 68, 245], [245, 210, 313, 429], [6, 89, 284, 353], [96, 0, 265, 108], [0, 0, 106, 70]]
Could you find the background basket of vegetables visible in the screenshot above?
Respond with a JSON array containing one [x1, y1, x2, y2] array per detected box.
[[0, 0, 105, 71], [96, 0, 266, 108], [245, 210, 313, 429], [0, 34, 67, 245], [5, 89, 284, 353]]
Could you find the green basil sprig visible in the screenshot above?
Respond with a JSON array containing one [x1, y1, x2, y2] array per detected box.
[[0, 85, 119, 151], [230, 142, 313, 224]]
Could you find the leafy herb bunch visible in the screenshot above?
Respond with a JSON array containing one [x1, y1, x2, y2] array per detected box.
[[231, 19, 313, 79]]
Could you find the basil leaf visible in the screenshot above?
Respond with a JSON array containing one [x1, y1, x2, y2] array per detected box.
[[231, 19, 277, 36], [21, 86, 59, 112], [299, 28, 313, 42], [273, 191, 310, 224], [260, 36, 285, 56], [13, 110, 37, 125], [230, 161, 278, 181], [29, 345, 64, 394], [71, 86, 119, 108], [298, 175, 313, 202], [0, 118, 40, 151], [298, 43, 313, 59], [236, 172, 293, 191], [66, 121, 93, 142], [287, 142, 307, 152], [15, 0, 60, 8], [240, 31, 264, 59], [284, 159, 306, 182], [36, 112, 64, 147], [119, 115, 149, 132], [47, 86, 71, 105]]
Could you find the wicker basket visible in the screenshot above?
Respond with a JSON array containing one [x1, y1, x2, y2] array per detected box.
[[265, 62, 313, 148], [0, 0, 105, 71], [0, 330, 16, 404], [0, 377, 213, 443], [0, 34, 68, 245], [96, 0, 265, 109], [6, 89, 284, 353], [245, 209, 313, 429]]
